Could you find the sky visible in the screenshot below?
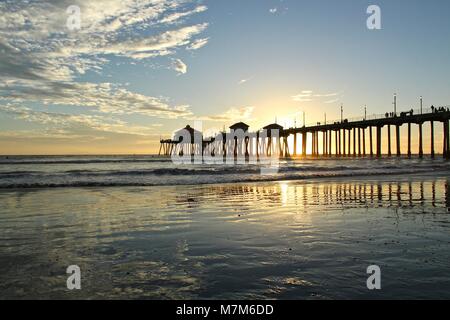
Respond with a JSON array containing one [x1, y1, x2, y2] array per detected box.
[[0, 0, 449, 155]]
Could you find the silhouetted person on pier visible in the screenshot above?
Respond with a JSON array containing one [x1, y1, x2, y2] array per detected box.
[[431, 105, 435, 113]]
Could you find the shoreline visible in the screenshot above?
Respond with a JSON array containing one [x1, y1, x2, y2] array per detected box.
[[1, 169, 448, 192]]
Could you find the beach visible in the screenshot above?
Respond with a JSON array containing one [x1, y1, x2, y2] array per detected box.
[[0, 156, 450, 299]]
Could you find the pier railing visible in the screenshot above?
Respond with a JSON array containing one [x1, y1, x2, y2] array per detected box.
[[298, 106, 450, 128]]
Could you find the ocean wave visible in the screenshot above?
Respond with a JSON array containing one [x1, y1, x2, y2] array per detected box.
[[0, 168, 444, 189], [0, 157, 172, 165], [1, 162, 448, 179]]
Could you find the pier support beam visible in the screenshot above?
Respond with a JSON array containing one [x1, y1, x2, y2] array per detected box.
[[353, 128, 356, 157], [362, 128, 366, 156], [447, 120, 450, 159], [335, 130, 338, 156], [313, 132, 316, 156], [408, 123, 412, 158], [302, 132, 307, 157], [358, 128, 361, 157], [444, 120, 449, 159], [418, 123, 424, 158], [323, 131, 326, 156], [278, 136, 283, 157], [293, 133, 297, 156], [338, 130, 341, 156], [317, 131, 320, 156], [376, 126, 382, 157], [283, 136, 289, 157], [328, 130, 332, 156], [256, 133, 260, 159], [396, 125, 401, 157], [347, 129, 351, 155], [430, 121, 435, 158], [369, 126, 373, 157], [387, 125, 392, 157], [343, 129, 346, 157], [316, 131, 319, 156], [315, 132, 318, 156]]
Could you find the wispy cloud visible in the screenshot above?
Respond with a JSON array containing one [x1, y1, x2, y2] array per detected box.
[[292, 90, 314, 102], [171, 58, 188, 75], [292, 90, 342, 104], [187, 38, 209, 50], [238, 77, 252, 85], [324, 98, 340, 104], [195, 106, 255, 122], [160, 5, 207, 24], [269, 3, 288, 15]]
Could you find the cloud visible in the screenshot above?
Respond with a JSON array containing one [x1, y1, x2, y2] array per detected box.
[[196, 106, 254, 122], [160, 5, 207, 24], [292, 91, 314, 102], [324, 98, 340, 104], [238, 77, 252, 85], [292, 90, 341, 104], [171, 58, 188, 75], [0, 104, 161, 137], [187, 38, 209, 50], [269, 5, 288, 15], [314, 93, 339, 98], [0, 81, 192, 118], [73, 23, 209, 59], [0, 0, 208, 121]]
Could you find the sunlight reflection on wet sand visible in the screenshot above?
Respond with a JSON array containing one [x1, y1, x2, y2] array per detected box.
[[0, 175, 450, 299]]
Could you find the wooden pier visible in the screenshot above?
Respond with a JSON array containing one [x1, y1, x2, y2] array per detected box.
[[160, 107, 450, 159]]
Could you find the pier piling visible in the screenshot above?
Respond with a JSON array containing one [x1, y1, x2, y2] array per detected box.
[[408, 123, 412, 158], [343, 129, 346, 157], [419, 123, 424, 158], [358, 128, 361, 157], [328, 130, 332, 156], [444, 120, 449, 159], [293, 133, 297, 156], [430, 121, 434, 158], [376, 126, 382, 157], [387, 125, 392, 157], [362, 128, 366, 156]]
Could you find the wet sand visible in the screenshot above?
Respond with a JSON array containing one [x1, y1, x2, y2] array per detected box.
[[1, 174, 450, 299]]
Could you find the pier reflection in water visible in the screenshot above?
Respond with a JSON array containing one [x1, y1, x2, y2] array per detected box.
[[179, 178, 450, 213], [1, 177, 450, 299]]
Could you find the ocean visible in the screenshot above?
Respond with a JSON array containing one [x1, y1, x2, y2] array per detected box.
[[1, 155, 449, 188], [0, 155, 450, 299]]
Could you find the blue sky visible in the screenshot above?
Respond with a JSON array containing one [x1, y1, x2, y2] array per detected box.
[[0, 0, 449, 154]]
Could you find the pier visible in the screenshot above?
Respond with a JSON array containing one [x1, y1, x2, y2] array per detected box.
[[160, 107, 450, 159]]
